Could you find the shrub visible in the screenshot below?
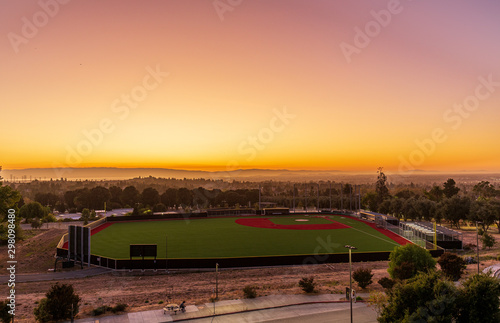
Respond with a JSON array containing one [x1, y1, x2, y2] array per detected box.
[[482, 232, 496, 249], [33, 283, 80, 322], [243, 285, 257, 298], [92, 306, 112, 316], [111, 303, 128, 313], [353, 267, 373, 289], [438, 253, 466, 281], [378, 277, 396, 290], [0, 301, 13, 323], [457, 274, 500, 322], [299, 276, 316, 293]]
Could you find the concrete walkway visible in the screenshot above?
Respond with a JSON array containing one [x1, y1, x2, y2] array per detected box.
[[0, 267, 111, 283], [70, 293, 377, 323]]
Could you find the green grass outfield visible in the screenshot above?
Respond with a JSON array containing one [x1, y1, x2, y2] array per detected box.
[[91, 215, 403, 259]]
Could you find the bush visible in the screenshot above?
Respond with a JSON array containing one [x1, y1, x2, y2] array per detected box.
[[92, 306, 112, 316], [111, 303, 128, 313], [388, 244, 436, 280], [0, 301, 13, 323], [457, 274, 500, 322], [482, 232, 496, 249], [379, 271, 458, 322], [243, 285, 257, 298], [33, 283, 80, 322], [378, 277, 396, 290], [31, 217, 42, 229], [438, 253, 466, 281], [353, 267, 373, 289], [299, 276, 316, 293]]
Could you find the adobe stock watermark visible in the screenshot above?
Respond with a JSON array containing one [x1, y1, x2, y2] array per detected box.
[[51, 65, 169, 178], [340, 0, 411, 63], [7, 0, 71, 54], [399, 74, 499, 173], [213, 106, 295, 180], [213, 0, 243, 21]]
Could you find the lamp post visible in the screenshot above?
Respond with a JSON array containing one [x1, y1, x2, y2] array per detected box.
[[345, 245, 357, 323]]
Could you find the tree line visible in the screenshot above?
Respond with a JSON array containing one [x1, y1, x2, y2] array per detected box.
[[364, 173, 500, 232]]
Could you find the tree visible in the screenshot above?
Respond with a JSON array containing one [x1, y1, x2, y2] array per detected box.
[[437, 253, 466, 281], [0, 184, 21, 221], [34, 192, 60, 208], [353, 267, 374, 289], [443, 178, 460, 198], [121, 186, 140, 207], [19, 202, 46, 222], [161, 188, 178, 208], [153, 203, 167, 212], [482, 232, 495, 250], [89, 186, 111, 210], [80, 208, 90, 225], [379, 271, 458, 322], [469, 199, 497, 232], [73, 188, 91, 211], [457, 274, 500, 323], [362, 191, 379, 212], [33, 283, 80, 322], [426, 185, 444, 202], [441, 196, 471, 229], [473, 181, 497, 199], [375, 167, 390, 208], [141, 187, 160, 207], [109, 185, 123, 206], [388, 244, 436, 280], [178, 188, 193, 206]]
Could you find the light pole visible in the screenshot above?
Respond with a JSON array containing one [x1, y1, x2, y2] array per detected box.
[[345, 245, 357, 323]]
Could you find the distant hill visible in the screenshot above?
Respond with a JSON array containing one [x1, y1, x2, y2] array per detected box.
[[2, 167, 499, 184]]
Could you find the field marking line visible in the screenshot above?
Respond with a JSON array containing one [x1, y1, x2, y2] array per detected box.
[[335, 218, 401, 247]]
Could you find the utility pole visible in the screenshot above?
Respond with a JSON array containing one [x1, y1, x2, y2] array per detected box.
[[304, 183, 307, 212], [329, 181, 332, 210], [340, 184, 343, 210], [317, 183, 320, 212], [345, 245, 357, 323], [215, 263, 219, 300], [258, 185, 261, 211]]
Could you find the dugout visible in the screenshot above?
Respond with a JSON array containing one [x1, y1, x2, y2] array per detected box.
[[262, 208, 290, 215]]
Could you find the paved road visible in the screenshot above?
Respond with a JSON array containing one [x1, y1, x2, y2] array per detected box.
[[69, 294, 378, 323], [171, 302, 376, 323]]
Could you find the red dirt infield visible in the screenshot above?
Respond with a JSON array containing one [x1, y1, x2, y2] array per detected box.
[[235, 217, 350, 230]]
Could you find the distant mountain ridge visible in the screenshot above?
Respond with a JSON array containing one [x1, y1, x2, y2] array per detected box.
[[2, 167, 348, 181], [2, 167, 499, 184]]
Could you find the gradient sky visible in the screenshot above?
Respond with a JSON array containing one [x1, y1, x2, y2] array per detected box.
[[1, 0, 500, 173]]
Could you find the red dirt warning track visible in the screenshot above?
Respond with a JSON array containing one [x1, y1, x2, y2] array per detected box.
[[235, 217, 350, 230]]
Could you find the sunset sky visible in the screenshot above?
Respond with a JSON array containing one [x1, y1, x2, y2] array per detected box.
[[1, 0, 500, 174]]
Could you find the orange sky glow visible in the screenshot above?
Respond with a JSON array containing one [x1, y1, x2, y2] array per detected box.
[[1, 0, 500, 174]]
